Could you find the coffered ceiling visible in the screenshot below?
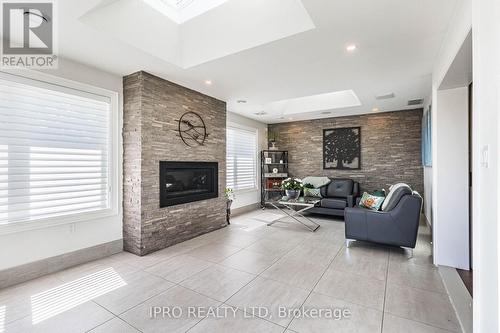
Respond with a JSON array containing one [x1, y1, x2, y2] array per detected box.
[[43, 0, 458, 122]]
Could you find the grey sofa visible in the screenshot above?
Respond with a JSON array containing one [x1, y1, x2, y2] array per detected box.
[[307, 179, 360, 217], [344, 192, 422, 250]]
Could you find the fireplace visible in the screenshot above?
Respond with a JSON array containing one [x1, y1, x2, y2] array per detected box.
[[159, 161, 219, 207]]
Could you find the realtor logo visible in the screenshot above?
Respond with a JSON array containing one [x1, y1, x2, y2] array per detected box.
[[1, 1, 58, 68]]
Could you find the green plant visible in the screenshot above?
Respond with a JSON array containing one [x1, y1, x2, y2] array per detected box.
[[281, 178, 303, 190], [268, 130, 279, 143], [224, 188, 235, 200], [303, 183, 315, 189]]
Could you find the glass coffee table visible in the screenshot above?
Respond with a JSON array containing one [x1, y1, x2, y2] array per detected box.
[[267, 196, 321, 232]]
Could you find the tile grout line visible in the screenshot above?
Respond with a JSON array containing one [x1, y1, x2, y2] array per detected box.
[[128, 226, 301, 332], [382, 312, 459, 333], [380, 246, 391, 333], [0, 218, 338, 333], [115, 316, 146, 333], [87, 301, 146, 333], [83, 315, 117, 333], [283, 240, 345, 331], [183, 223, 323, 332], [113, 224, 306, 331]]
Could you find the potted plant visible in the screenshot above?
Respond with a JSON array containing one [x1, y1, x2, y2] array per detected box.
[[224, 188, 235, 224], [268, 130, 279, 150], [282, 178, 303, 200], [303, 183, 315, 197]]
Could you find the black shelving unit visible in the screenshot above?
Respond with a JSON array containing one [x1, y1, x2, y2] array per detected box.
[[260, 150, 288, 207]]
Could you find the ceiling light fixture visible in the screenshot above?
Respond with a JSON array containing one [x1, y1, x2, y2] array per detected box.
[[204, 80, 212, 85], [372, 107, 379, 112], [346, 44, 357, 52], [375, 92, 395, 100], [237, 100, 247, 104]]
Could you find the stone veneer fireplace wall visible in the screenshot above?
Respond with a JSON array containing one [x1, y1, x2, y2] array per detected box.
[[123, 71, 227, 256]]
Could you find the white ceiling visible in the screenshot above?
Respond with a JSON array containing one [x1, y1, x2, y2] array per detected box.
[[439, 30, 472, 90], [42, 0, 457, 123], [81, 0, 315, 69]]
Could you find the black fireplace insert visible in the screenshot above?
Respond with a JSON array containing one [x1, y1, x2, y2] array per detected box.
[[159, 161, 218, 207]]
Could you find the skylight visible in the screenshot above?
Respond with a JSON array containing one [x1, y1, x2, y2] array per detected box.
[[267, 90, 362, 116], [143, 0, 230, 24]]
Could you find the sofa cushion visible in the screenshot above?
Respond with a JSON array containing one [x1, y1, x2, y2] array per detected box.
[[320, 198, 347, 210], [382, 183, 412, 211], [321, 179, 354, 198]]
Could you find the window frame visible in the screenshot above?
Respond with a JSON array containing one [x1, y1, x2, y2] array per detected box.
[[226, 123, 259, 193], [0, 70, 121, 235]]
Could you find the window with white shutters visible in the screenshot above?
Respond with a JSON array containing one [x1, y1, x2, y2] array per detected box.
[[0, 74, 112, 225], [226, 127, 257, 191]]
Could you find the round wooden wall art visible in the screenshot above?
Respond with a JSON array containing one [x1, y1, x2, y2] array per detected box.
[[178, 111, 208, 147]]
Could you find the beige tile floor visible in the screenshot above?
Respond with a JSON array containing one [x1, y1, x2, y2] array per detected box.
[[0, 210, 460, 333]]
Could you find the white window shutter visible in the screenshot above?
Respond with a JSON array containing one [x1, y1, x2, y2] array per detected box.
[[226, 127, 257, 191], [0, 76, 111, 225]]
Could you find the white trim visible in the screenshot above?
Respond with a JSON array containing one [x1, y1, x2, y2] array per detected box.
[[0, 69, 121, 235], [439, 266, 473, 333]]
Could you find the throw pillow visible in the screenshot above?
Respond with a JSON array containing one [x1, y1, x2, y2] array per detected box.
[[381, 183, 413, 211], [301, 176, 331, 189], [304, 187, 321, 198], [372, 189, 386, 197], [359, 192, 385, 211]]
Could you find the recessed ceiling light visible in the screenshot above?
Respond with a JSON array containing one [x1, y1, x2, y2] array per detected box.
[[375, 92, 395, 100], [346, 44, 357, 52], [288, 118, 294, 121], [372, 107, 379, 112], [237, 100, 247, 104], [204, 80, 212, 85], [254, 111, 267, 116]]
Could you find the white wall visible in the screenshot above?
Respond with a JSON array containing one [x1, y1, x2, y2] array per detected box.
[[430, 0, 471, 268], [431, 0, 500, 330], [0, 58, 123, 270], [472, 0, 500, 331], [433, 87, 469, 269], [226, 112, 268, 209]]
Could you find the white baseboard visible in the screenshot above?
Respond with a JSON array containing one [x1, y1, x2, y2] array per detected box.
[[0, 239, 123, 289], [231, 203, 261, 217], [439, 265, 473, 333]]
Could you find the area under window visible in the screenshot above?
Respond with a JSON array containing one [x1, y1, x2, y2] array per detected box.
[[0, 74, 112, 226], [226, 126, 257, 191]]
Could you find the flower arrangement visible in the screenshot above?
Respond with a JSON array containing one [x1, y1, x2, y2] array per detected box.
[[224, 187, 235, 200], [282, 178, 303, 190], [282, 178, 303, 200], [225, 188, 235, 225]]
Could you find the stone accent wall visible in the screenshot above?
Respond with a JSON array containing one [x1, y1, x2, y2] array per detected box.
[[268, 109, 424, 195], [123, 71, 227, 256]]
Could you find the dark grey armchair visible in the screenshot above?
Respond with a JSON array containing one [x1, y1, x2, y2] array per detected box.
[[344, 193, 422, 252], [307, 179, 360, 217]]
